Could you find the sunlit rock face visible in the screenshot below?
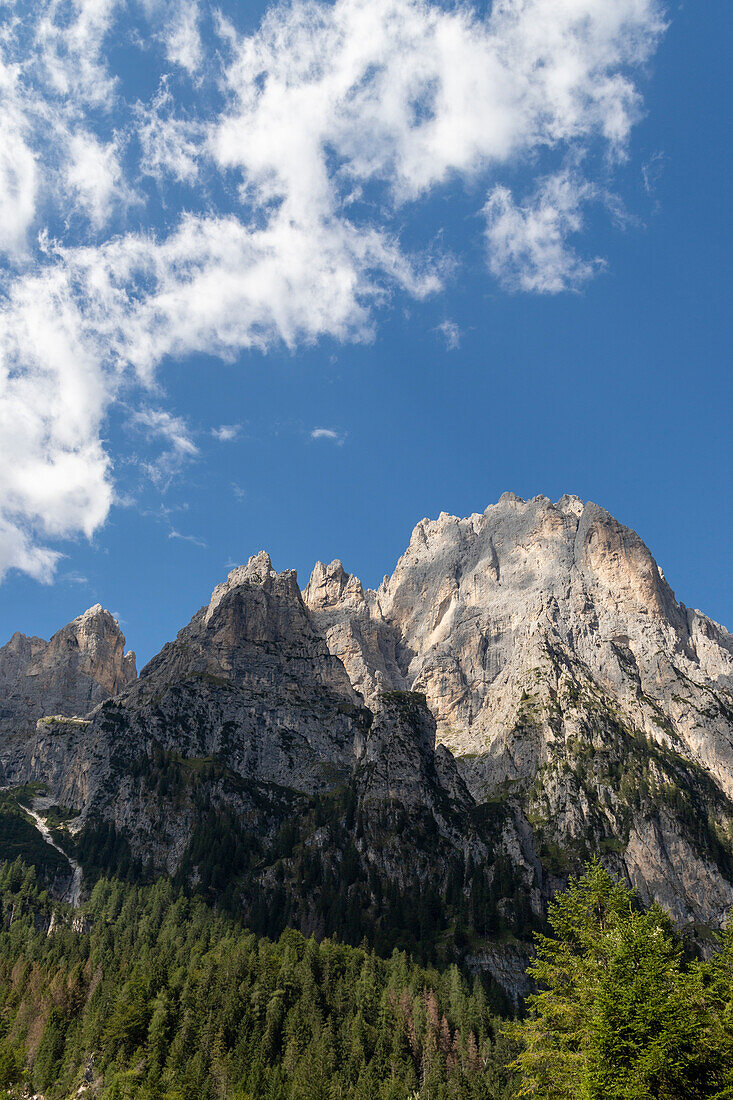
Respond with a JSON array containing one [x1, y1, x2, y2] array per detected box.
[[0, 604, 136, 753], [306, 493, 733, 792], [305, 494, 733, 927]]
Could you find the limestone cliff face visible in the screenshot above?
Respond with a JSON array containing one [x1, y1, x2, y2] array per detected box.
[[356, 691, 473, 822], [305, 494, 733, 784], [303, 560, 406, 702], [140, 551, 360, 708], [304, 494, 733, 927], [0, 605, 136, 770]]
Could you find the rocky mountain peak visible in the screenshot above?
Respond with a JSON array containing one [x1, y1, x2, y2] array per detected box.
[[137, 550, 359, 711], [0, 605, 136, 762], [4, 493, 733, 982], [304, 560, 366, 611], [303, 493, 733, 794], [204, 551, 296, 624]]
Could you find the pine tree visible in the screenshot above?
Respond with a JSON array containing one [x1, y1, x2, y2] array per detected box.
[[510, 860, 733, 1100]]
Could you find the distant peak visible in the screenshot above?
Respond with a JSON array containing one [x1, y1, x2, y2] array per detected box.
[[242, 550, 274, 579], [70, 605, 123, 634]]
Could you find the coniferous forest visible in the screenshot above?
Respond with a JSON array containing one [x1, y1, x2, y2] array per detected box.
[[0, 856, 732, 1099]]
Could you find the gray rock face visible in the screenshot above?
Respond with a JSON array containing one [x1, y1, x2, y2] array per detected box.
[[0, 605, 136, 772], [356, 691, 473, 822], [26, 554, 372, 820], [306, 496, 733, 774], [303, 560, 406, 702], [304, 494, 733, 928]]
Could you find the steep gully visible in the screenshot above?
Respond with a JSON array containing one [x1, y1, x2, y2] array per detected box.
[[22, 802, 83, 908]]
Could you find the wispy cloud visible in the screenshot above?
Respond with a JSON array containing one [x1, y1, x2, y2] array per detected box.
[[132, 408, 198, 487], [485, 171, 604, 293], [61, 570, 90, 586], [311, 428, 346, 445], [168, 528, 207, 548], [142, 500, 205, 547], [211, 424, 242, 442], [437, 320, 461, 350], [0, 0, 666, 582], [642, 151, 666, 197]]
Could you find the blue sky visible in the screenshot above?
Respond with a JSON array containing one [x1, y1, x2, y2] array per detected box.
[[0, 0, 731, 667]]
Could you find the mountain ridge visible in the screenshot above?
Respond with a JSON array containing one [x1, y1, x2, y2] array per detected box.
[[1, 493, 732, 998]]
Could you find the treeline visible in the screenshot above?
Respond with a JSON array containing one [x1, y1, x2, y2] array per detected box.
[[0, 859, 517, 1100]]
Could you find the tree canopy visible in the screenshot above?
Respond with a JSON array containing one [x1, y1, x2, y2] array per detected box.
[[510, 860, 733, 1100]]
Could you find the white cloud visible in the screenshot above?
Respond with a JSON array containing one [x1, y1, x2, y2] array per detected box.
[[213, 0, 664, 205], [61, 569, 89, 585], [0, 59, 38, 257], [64, 130, 131, 229], [211, 424, 241, 442], [0, 263, 114, 582], [137, 83, 203, 183], [437, 320, 460, 350], [0, 0, 665, 581], [54, 211, 438, 375], [168, 527, 207, 548], [311, 427, 345, 445], [165, 0, 202, 74], [642, 150, 666, 195], [131, 407, 198, 487], [33, 0, 121, 108], [485, 171, 604, 293]]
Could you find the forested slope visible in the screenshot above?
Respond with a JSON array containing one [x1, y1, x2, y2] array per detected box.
[[0, 860, 517, 1100]]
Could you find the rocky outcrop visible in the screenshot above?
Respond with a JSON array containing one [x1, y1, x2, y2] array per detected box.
[[356, 691, 473, 823], [25, 554, 372, 828], [317, 495, 733, 775], [0, 606, 136, 776], [304, 559, 406, 704]]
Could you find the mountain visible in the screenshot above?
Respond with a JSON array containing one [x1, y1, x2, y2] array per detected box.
[[2, 494, 732, 1000], [0, 604, 135, 777]]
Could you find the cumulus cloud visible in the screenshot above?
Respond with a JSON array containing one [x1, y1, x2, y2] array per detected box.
[[0, 262, 114, 581], [0, 0, 666, 580]]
